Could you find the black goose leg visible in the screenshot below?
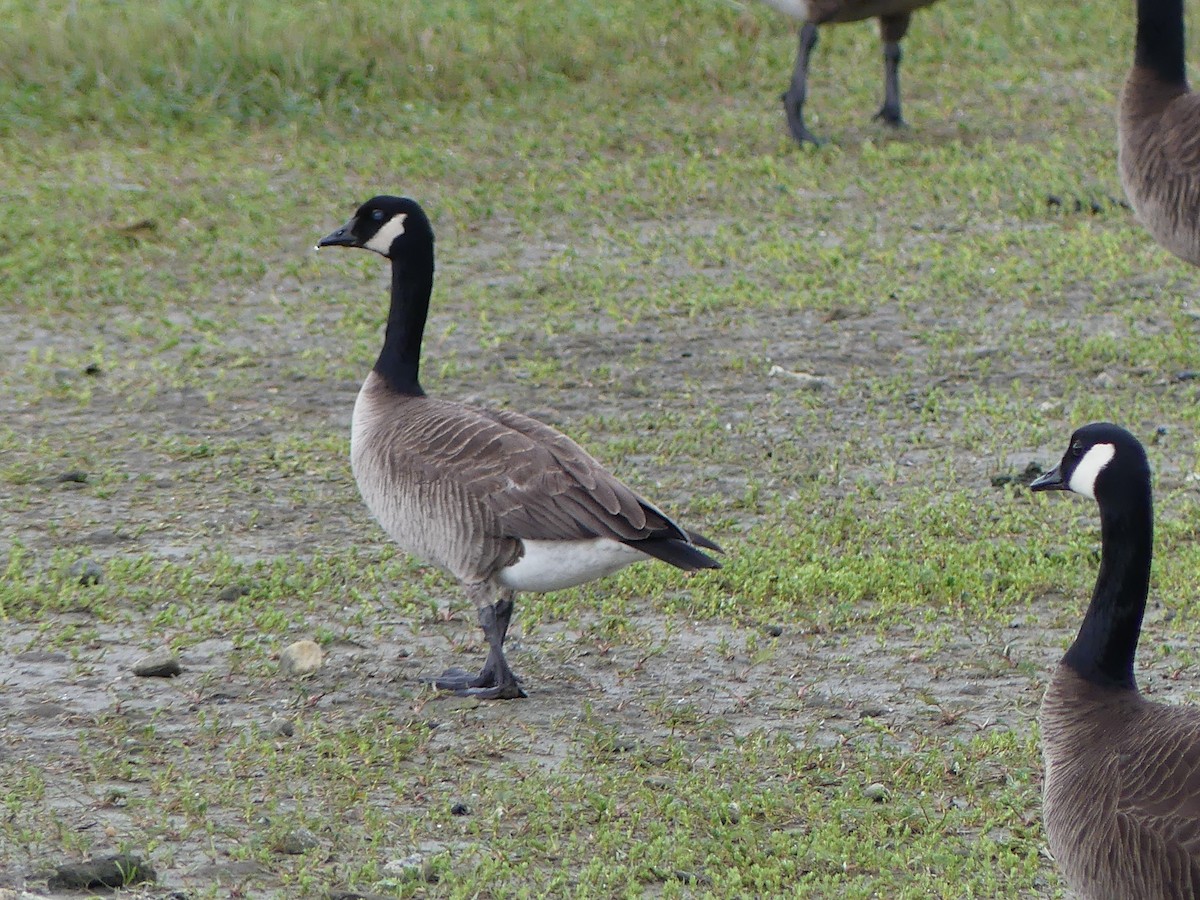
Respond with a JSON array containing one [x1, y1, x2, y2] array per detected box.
[[873, 14, 910, 127], [783, 23, 822, 145], [428, 588, 526, 700]]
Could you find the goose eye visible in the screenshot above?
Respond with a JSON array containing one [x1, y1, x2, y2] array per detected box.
[[1070, 440, 1083, 457], [371, 209, 385, 221]]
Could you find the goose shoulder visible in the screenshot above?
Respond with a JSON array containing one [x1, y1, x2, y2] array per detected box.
[[353, 379, 686, 544]]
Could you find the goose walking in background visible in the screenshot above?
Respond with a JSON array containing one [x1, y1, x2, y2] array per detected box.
[[1030, 423, 1200, 897], [317, 196, 722, 700], [1120, 0, 1200, 265], [761, 0, 944, 145]]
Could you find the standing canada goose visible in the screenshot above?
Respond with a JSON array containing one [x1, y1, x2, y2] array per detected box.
[[1030, 423, 1200, 898], [1119, 0, 1200, 265], [761, 0, 944, 145], [317, 196, 722, 700]]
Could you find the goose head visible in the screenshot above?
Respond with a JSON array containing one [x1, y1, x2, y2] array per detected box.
[[1030, 422, 1149, 503], [318, 195, 433, 259]]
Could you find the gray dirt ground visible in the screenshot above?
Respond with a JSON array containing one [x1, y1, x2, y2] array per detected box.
[[4, 217, 1192, 897]]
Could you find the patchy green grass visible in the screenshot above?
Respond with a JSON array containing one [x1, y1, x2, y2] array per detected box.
[[3, 0, 1200, 896]]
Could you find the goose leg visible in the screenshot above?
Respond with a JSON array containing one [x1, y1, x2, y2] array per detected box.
[[873, 14, 910, 127], [428, 587, 526, 700], [783, 23, 822, 145]]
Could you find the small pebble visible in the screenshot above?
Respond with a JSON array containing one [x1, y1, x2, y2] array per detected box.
[[132, 648, 182, 678], [863, 782, 889, 803], [276, 828, 319, 855], [279, 640, 323, 678], [449, 800, 470, 816], [69, 559, 103, 585], [762, 623, 784, 637], [273, 718, 296, 738], [721, 802, 742, 824]]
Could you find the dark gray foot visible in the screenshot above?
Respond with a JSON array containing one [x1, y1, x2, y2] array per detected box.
[[872, 105, 906, 128], [424, 666, 527, 700]]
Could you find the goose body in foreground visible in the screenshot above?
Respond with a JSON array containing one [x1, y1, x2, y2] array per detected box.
[[1119, 0, 1200, 265], [1031, 423, 1200, 898], [761, 0, 943, 145], [318, 196, 721, 699]]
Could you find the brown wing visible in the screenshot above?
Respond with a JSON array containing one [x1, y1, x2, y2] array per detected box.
[[477, 406, 692, 544], [392, 397, 690, 544]]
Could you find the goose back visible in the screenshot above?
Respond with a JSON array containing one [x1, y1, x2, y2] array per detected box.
[[1042, 664, 1200, 899]]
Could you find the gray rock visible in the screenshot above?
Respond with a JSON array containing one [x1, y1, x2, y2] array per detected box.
[[86, 529, 124, 546], [273, 718, 295, 738], [858, 704, 890, 719], [47, 853, 156, 889], [279, 640, 323, 678], [863, 782, 889, 802], [132, 648, 182, 678], [216, 584, 250, 602], [276, 827, 319, 855], [69, 559, 102, 585], [383, 853, 438, 883]]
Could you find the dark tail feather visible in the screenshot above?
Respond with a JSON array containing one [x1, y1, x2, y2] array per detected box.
[[629, 536, 722, 571], [685, 529, 722, 554]]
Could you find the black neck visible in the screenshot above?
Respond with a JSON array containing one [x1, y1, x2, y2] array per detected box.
[[1135, 0, 1187, 85], [1062, 493, 1153, 690], [374, 246, 433, 396]]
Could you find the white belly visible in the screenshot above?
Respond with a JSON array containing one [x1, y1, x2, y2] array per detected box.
[[759, 0, 812, 20], [497, 539, 645, 592]]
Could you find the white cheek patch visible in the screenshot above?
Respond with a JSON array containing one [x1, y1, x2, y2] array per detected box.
[[364, 213, 408, 256], [1069, 442, 1115, 499]]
